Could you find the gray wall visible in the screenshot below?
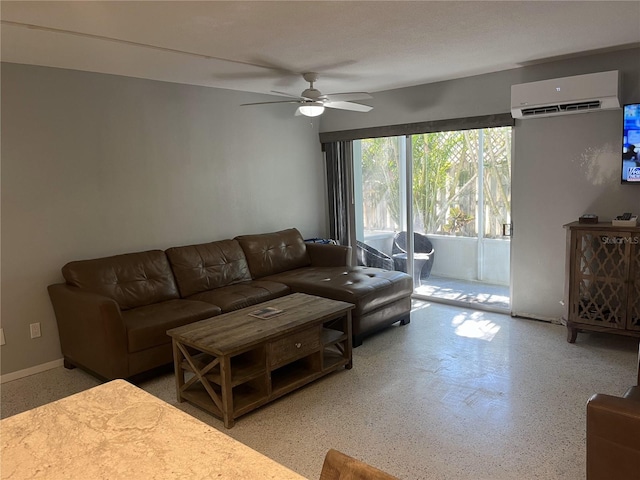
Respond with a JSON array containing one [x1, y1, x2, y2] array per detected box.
[[1, 64, 327, 376], [321, 48, 640, 321]]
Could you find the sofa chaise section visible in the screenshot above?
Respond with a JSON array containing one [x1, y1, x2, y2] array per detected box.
[[48, 250, 220, 380], [261, 266, 412, 346], [235, 228, 413, 346]]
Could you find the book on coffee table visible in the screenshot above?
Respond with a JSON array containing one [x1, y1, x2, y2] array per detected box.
[[248, 306, 284, 320]]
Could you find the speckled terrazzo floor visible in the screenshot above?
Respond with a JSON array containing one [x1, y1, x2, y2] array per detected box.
[[2, 301, 638, 480]]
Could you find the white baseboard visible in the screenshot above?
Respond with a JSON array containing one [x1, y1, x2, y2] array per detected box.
[[1, 358, 64, 384], [511, 311, 562, 324]]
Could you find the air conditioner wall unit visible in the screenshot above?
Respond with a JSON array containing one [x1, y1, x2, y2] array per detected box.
[[511, 70, 620, 119]]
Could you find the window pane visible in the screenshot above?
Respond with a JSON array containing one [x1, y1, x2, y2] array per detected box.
[[412, 131, 478, 237], [482, 127, 512, 238]]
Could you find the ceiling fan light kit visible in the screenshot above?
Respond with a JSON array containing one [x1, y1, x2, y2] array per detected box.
[[241, 72, 373, 117], [298, 102, 325, 117]]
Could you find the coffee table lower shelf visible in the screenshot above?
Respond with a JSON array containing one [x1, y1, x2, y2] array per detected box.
[[175, 346, 351, 426]]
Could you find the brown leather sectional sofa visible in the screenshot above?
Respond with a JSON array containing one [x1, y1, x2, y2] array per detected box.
[[48, 228, 412, 380]]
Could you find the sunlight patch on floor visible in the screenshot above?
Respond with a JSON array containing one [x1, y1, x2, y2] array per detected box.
[[451, 311, 501, 341]]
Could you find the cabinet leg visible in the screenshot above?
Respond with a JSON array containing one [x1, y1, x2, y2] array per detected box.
[[567, 326, 578, 343]]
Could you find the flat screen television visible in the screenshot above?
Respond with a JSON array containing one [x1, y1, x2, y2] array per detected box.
[[622, 103, 640, 183]]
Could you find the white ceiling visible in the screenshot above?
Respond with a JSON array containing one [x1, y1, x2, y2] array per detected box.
[[2, 1, 639, 99]]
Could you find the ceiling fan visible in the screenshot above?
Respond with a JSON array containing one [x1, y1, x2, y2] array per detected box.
[[241, 72, 373, 117]]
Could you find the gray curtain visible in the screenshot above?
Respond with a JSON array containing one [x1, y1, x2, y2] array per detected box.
[[323, 141, 356, 261]]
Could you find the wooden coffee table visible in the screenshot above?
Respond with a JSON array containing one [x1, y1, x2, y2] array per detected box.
[[167, 293, 354, 428]]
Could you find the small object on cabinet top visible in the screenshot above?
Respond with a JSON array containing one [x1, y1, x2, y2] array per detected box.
[[249, 306, 284, 320], [579, 214, 598, 224], [612, 215, 638, 227]]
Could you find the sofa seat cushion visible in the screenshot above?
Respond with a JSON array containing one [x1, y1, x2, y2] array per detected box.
[[165, 239, 252, 298], [123, 299, 221, 353], [186, 281, 290, 313], [264, 266, 412, 316]]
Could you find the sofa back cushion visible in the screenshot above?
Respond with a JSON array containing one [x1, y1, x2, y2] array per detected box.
[[235, 228, 311, 279], [165, 239, 252, 298], [61, 250, 179, 310]]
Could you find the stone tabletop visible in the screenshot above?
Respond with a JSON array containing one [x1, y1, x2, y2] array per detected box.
[[0, 379, 307, 479]]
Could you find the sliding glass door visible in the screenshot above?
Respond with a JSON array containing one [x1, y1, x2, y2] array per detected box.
[[353, 127, 512, 312]]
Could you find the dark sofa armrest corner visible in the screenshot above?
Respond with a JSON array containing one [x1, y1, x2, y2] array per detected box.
[[47, 283, 129, 379], [306, 242, 352, 267]]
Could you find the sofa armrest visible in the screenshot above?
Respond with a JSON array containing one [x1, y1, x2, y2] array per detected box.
[[586, 393, 640, 479], [48, 283, 129, 379], [306, 243, 352, 267]]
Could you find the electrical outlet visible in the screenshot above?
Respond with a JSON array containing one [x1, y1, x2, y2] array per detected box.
[[30, 323, 41, 339], [0, 328, 5, 346]]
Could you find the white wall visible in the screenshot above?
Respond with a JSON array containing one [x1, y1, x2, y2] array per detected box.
[[511, 110, 639, 320], [428, 236, 510, 286], [429, 235, 477, 280], [1, 64, 327, 376], [482, 239, 510, 286], [321, 48, 640, 322]]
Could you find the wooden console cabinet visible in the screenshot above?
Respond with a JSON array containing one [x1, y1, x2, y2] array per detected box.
[[563, 222, 640, 343]]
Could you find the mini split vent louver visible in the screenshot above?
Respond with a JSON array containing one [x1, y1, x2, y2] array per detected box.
[[521, 100, 602, 117], [511, 71, 620, 119]]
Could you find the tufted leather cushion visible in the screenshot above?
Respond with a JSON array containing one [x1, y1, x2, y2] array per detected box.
[[235, 228, 311, 279], [61, 250, 179, 310], [264, 266, 413, 316], [166, 240, 251, 298]]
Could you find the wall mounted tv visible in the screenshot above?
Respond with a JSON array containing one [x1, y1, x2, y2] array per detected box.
[[622, 103, 640, 183]]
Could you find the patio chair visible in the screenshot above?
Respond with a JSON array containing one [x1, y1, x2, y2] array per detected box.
[[356, 240, 394, 270], [392, 231, 435, 284]]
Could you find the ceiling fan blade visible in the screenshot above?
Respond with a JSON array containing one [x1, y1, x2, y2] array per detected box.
[[240, 100, 301, 106], [324, 101, 373, 113], [324, 92, 373, 102], [271, 90, 304, 99]]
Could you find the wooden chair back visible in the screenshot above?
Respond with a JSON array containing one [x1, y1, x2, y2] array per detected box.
[[319, 449, 399, 480]]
